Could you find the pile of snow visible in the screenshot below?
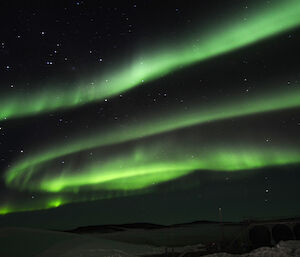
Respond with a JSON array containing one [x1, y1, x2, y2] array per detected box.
[[204, 241, 300, 257]]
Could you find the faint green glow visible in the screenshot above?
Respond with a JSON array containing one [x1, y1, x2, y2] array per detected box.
[[0, 189, 150, 215], [0, 197, 65, 216], [1, 0, 300, 120], [48, 198, 63, 208], [0, 207, 10, 215]]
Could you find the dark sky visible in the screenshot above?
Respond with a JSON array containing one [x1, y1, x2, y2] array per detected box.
[[0, 0, 300, 230]]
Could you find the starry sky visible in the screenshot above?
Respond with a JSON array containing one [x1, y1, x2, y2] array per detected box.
[[0, 0, 300, 229]]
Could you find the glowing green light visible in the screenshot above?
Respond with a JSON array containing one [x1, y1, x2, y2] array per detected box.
[[6, 139, 300, 193], [37, 147, 300, 193], [0, 197, 65, 215], [5, 87, 300, 188], [0, 207, 10, 215], [1, 0, 300, 120], [3, 144, 300, 214], [47, 198, 63, 208], [2, 0, 300, 215]]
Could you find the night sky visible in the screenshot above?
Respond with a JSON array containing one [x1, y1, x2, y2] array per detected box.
[[0, 0, 300, 229]]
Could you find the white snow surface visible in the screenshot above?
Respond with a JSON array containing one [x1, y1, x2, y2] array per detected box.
[[1, 227, 300, 257], [0, 227, 165, 257], [204, 241, 300, 257]]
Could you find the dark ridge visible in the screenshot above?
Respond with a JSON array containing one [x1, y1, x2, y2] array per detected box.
[[118, 222, 167, 229], [65, 217, 300, 234], [66, 225, 125, 234], [66, 222, 167, 234]]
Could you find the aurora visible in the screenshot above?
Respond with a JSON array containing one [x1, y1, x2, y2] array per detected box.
[[14, 146, 300, 193], [5, 86, 300, 188], [2, 84, 300, 214], [2, 141, 300, 215], [1, 0, 300, 219], [0, 0, 300, 121]]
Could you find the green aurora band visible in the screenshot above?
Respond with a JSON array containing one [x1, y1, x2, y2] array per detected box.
[[0, 198, 64, 215], [2, 142, 300, 215], [2, 0, 300, 215], [1, 0, 300, 121], [19, 146, 300, 193], [5, 86, 300, 187], [0, 189, 148, 215], [2, 86, 300, 214]]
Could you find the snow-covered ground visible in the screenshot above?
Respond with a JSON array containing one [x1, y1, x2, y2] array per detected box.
[[0, 227, 165, 257], [95, 223, 239, 246], [205, 241, 300, 257], [0, 227, 300, 257]]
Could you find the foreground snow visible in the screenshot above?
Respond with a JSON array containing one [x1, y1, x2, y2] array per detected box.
[[205, 241, 300, 257], [0, 227, 164, 257], [1, 227, 300, 257], [40, 240, 300, 257]]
